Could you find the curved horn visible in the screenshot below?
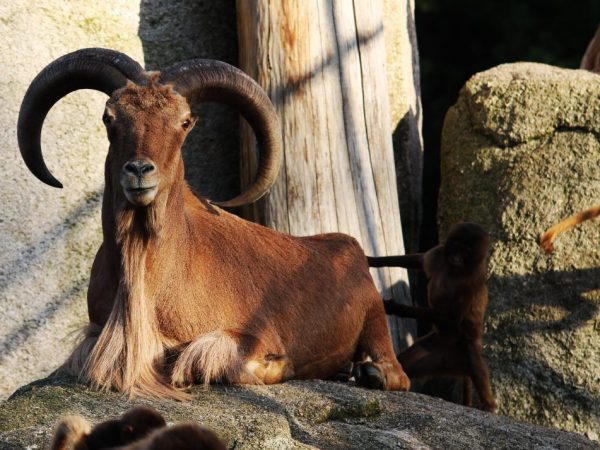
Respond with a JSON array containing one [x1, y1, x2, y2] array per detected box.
[[18, 48, 146, 188], [159, 60, 282, 208]]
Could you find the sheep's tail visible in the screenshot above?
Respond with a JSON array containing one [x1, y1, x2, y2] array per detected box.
[[50, 415, 91, 450], [171, 330, 261, 387], [541, 203, 600, 253]]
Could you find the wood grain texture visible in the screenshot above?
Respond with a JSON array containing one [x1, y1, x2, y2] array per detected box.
[[237, 0, 415, 350], [383, 0, 423, 254]]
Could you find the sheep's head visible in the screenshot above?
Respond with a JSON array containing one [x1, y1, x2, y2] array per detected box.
[[17, 48, 282, 209], [104, 81, 195, 207]]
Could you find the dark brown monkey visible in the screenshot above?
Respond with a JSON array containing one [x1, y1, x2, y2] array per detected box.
[[368, 222, 497, 412], [540, 203, 600, 253], [51, 406, 166, 450]]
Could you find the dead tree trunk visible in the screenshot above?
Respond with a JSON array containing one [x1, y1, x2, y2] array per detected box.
[[383, 0, 423, 255], [237, 0, 416, 349]]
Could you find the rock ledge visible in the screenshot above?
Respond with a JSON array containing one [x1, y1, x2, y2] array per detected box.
[[0, 378, 596, 449]]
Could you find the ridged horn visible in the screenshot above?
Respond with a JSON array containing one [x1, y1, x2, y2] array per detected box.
[[18, 48, 146, 188], [159, 60, 282, 208]]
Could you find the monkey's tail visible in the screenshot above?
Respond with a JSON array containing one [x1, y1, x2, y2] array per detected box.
[[367, 255, 424, 269], [367, 256, 391, 267], [540, 203, 600, 253], [50, 415, 91, 450]]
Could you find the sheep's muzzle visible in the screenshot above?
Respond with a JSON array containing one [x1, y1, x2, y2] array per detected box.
[[120, 159, 159, 207]]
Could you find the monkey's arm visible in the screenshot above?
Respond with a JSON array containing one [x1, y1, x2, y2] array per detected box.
[[367, 254, 425, 270], [383, 299, 448, 325]]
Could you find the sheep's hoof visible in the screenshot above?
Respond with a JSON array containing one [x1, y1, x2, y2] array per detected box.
[[329, 361, 353, 382], [353, 362, 385, 390]]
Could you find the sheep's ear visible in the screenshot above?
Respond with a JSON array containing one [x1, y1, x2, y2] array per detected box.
[[184, 116, 198, 133]]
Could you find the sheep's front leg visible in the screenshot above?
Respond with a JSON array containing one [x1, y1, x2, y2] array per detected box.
[[171, 329, 293, 387], [243, 353, 294, 384]]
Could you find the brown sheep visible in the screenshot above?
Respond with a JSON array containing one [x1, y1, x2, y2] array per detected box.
[[18, 48, 409, 399]]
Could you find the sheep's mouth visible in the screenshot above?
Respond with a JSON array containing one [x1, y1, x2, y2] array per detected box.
[[123, 184, 158, 206], [126, 186, 157, 194]]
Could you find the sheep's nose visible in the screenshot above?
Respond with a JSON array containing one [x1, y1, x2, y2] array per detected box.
[[124, 160, 155, 177]]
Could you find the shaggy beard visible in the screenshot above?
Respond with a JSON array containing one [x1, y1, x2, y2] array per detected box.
[[116, 197, 166, 243], [79, 199, 186, 399]]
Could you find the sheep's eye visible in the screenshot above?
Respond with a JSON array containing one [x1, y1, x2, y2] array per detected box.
[[182, 119, 191, 130], [102, 113, 112, 126]]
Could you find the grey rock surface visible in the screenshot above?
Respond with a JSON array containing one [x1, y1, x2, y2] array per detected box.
[[0, 0, 238, 399], [439, 62, 600, 440], [1, 378, 596, 450]]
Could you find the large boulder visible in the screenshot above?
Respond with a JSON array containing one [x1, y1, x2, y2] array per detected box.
[[0, 378, 595, 449], [439, 62, 600, 440]]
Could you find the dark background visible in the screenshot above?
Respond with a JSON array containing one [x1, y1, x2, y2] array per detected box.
[[416, 0, 600, 251]]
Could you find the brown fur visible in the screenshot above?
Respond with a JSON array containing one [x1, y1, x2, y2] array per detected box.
[[50, 407, 166, 450], [540, 203, 600, 254], [581, 25, 600, 73], [58, 81, 409, 398], [113, 423, 226, 450], [368, 222, 497, 412], [171, 330, 250, 387]]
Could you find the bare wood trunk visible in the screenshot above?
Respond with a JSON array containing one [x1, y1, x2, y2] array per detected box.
[[383, 0, 423, 255], [237, 0, 416, 350]]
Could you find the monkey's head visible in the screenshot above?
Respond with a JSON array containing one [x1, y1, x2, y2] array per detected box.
[[443, 222, 490, 271], [119, 406, 167, 442], [85, 406, 166, 449]]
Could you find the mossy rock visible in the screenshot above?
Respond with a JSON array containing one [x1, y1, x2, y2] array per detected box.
[[439, 62, 600, 440], [1, 377, 596, 449]]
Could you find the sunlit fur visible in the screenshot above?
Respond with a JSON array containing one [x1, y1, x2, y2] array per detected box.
[[171, 330, 249, 387], [59, 79, 409, 399], [540, 203, 600, 254], [51, 415, 91, 450]]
